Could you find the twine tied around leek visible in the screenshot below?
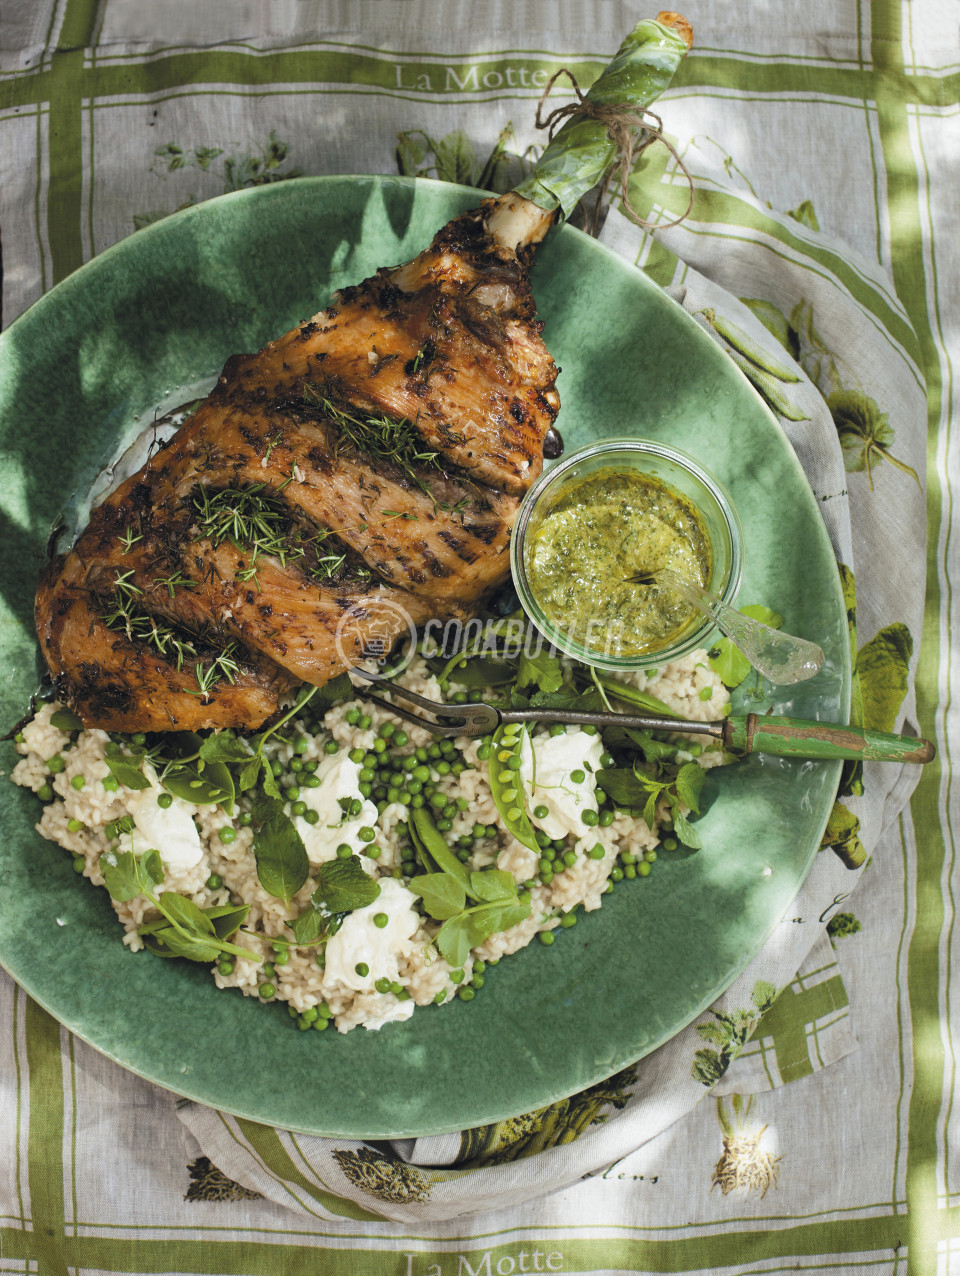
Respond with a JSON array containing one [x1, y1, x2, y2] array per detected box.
[[533, 68, 695, 232]]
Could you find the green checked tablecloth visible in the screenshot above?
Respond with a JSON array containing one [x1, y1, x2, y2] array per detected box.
[[0, 0, 956, 1271]]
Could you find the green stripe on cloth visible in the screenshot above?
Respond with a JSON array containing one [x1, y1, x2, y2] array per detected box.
[[625, 170, 924, 374], [24, 997, 66, 1276], [749, 973, 850, 1085], [232, 1119, 385, 1222], [869, 3, 951, 1274]]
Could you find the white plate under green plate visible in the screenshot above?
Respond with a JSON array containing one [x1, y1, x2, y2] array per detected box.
[[0, 176, 849, 1138]]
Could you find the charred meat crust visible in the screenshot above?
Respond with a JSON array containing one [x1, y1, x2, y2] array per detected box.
[[35, 199, 559, 732]]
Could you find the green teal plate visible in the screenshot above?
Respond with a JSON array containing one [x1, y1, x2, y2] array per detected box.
[[0, 176, 849, 1138]]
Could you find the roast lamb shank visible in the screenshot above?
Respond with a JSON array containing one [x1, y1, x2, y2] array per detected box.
[[35, 15, 691, 734]]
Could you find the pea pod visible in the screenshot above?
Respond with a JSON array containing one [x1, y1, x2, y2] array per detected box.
[[700, 307, 801, 382], [159, 730, 235, 807], [487, 724, 540, 853], [409, 808, 475, 897], [162, 761, 235, 808], [727, 349, 811, 421], [582, 671, 680, 718]]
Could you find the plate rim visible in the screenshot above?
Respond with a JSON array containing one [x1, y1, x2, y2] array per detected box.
[[0, 173, 851, 1138]]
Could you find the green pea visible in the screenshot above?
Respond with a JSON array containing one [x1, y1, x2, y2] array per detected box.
[[219, 827, 237, 844], [238, 812, 253, 827], [457, 986, 475, 1001], [378, 721, 396, 738], [67, 818, 85, 833], [569, 769, 585, 784], [284, 786, 300, 802], [599, 809, 615, 827], [372, 738, 387, 754], [206, 873, 223, 890], [294, 736, 310, 754], [638, 861, 652, 877], [291, 801, 307, 817], [324, 739, 340, 755], [72, 856, 85, 874], [344, 708, 361, 726], [559, 912, 578, 928], [394, 730, 409, 747], [587, 844, 605, 860], [349, 747, 366, 764], [218, 959, 235, 976], [37, 784, 53, 802], [562, 850, 577, 867], [600, 753, 616, 769], [303, 759, 319, 773], [303, 774, 321, 788], [47, 755, 66, 774], [610, 867, 624, 882], [533, 804, 549, 819], [262, 961, 276, 977], [662, 838, 678, 851], [258, 983, 275, 999], [273, 947, 290, 965], [336, 844, 353, 859], [357, 714, 372, 730], [366, 845, 381, 858], [313, 1016, 330, 1031], [538, 931, 556, 945], [476, 744, 492, 760], [375, 977, 392, 993], [549, 723, 566, 737], [304, 810, 320, 826], [289, 757, 303, 773], [70, 774, 85, 791], [102, 776, 119, 792], [645, 849, 658, 862], [581, 724, 598, 736], [373, 912, 389, 929], [355, 962, 369, 977], [581, 809, 599, 827], [624, 864, 637, 879]]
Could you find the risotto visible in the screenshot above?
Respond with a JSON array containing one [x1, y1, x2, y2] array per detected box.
[[10, 649, 730, 1034]]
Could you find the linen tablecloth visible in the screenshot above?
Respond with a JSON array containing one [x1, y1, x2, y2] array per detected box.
[[0, 1, 956, 1271]]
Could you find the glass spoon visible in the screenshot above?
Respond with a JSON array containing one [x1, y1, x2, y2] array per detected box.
[[626, 567, 825, 685]]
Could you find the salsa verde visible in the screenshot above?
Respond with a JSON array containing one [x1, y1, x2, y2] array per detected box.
[[524, 466, 711, 658]]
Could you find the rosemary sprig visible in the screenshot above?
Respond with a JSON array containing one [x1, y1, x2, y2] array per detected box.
[[99, 573, 239, 700], [301, 384, 450, 497], [193, 483, 368, 587]]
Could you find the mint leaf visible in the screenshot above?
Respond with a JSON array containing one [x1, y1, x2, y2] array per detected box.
[[101, 851, 147, 902], [312, 855, 381, 914], [205, 903, 249, 941], [198, 731, 252, 765], [468, 869, 517, 904], [674, 762, 706, 814], [314, 672, 353, 711], [414, 872, 466, 921], [50, 708, 83, 730], [436, 915, 473, 968], [253, 808, 309, 902], [104, 752, 151, 791], [516, 649, 564, 695], [672, 808, 703, 849]]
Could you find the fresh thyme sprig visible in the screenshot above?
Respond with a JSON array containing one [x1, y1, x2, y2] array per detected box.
[[193, 483, 369, 588], [301, 384, 452, 498], [98, 571, 241, 701]]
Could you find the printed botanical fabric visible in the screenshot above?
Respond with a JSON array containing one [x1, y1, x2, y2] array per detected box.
[[0, 0, 956, 1271]]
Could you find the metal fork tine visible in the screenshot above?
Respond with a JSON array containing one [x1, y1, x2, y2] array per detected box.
[[349, 669, 501, 737]]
